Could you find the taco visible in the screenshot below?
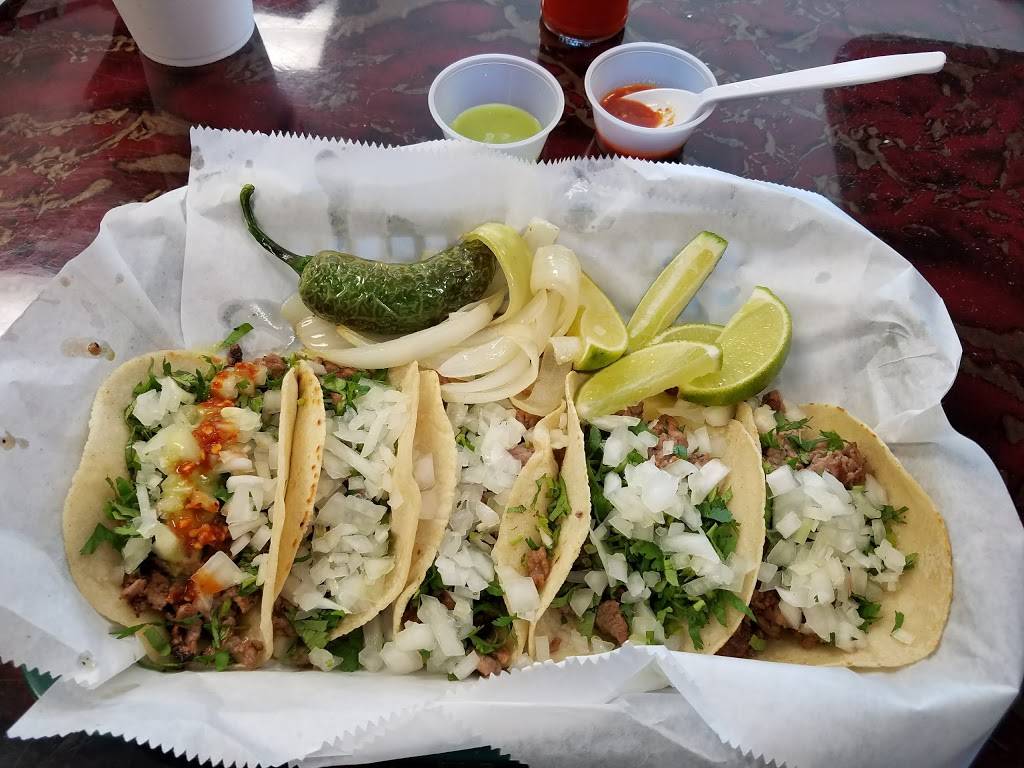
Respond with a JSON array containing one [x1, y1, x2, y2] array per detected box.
[[490, 375, 593, 662], [375, 394, 561, 678], [532, 392, 767, 661], [718, 391, 953, 666], [273, 360, 443, 669], [64, 350, 299, 669]]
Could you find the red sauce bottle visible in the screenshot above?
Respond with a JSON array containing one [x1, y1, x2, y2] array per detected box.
[[542, 0, 629, 44]]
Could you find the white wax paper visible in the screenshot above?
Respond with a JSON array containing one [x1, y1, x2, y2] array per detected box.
[[1, 128, 1021, 768]]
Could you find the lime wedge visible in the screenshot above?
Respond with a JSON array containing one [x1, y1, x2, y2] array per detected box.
[[569, 274, 628, 371], [626, 232, 728, 353], [652, 322, 724, 346], [680, 286, 791, 406], [575, 341, 722, 422]]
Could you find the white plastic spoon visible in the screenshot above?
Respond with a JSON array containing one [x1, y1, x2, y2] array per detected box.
[[622, 51, 946, 126]]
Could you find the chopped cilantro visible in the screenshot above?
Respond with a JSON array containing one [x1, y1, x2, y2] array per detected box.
[[235, 547, 261, 596], [321, 370, 382, 414], [534, 475, 570, 552], [698, 491, 734, 524], [411, 565, 447, 606], [206, 597, 233, 649], [131, 362, 160, 397], [484, 578, 504, 597], [325, 628, 365, 672], [820, 430, 846, 451], [242, 394, 263, 414], [625, 449, 647, 466], [904, 553, 918, 570], [774, 413, 810, 432], [759, 430, 780, 450], [892, 611, 905, 634], [218, 322, 254, 349], [748, 634, 766, 652], [80, 523, 129, 555], [211, 476, 233, 503], [663, 563, 679, 587], [467, 629, 500, 655], [577, 610, 596, 638], [525, 537, 540, 550], [879, 504, 908, 530], [110, 622, 158, 639], [853, 596, 882, 629], [549, 589, 573, 609], [706, 521, 739, 560], [290, 608, 347, 651], [673, 444, 689, 459], [124, 444, 141, 473], [719, 590, 755, 623], [462, 588, 516, 659], [142, 625, 172, 658], [454, 426, 476, 451], [193, 649, 232, 671]]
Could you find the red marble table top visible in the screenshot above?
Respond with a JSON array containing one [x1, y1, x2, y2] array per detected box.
[[1, 1, 1022, 766]]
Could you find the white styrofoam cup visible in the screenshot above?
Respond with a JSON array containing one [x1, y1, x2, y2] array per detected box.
[[428, 54, 565, 162], [113, 0, 256, 67], [585, 42, 718, 158]]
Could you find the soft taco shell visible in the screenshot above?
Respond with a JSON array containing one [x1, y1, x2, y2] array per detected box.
[[64, 350, 297, 665], [273, 360, 324, 598], [492, 374, 592, 659], [280, 362, 424, 640], [390, 370, 458, 636], [737, 402, 953, 667], [535, 414, 766, 660]]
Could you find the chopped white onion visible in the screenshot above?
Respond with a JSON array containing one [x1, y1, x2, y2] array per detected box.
[[395, 622, 437, 652], [584, 570, 608, 596], [766, 465, 799, 497], [776, 511, 803, 539], [121, 536, 152, 573], [892, 628, 915, 645], [757, 561, 779, 583], [569, 587, 595, 617], [451, 651, 481, 679], [191, 551, 243, 595], [703, 405, 734, 427], [496, 565, 541, 620], [687, 459, 730, 505], [380, 643, 424, 674], [308, 648, 337, 671]]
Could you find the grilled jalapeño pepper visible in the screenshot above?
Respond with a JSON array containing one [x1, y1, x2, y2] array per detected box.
[[240, 184, 496, 334]]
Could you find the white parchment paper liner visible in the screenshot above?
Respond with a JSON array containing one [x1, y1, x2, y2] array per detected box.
[[1, 129, 1021, 768]]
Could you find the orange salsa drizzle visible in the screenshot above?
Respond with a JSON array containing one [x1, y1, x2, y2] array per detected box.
[[166, 361, 264, 551]]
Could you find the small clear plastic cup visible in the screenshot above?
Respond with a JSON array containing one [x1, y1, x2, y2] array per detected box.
[[585, 42, 718, 159], [428, 54, 565, 162]]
